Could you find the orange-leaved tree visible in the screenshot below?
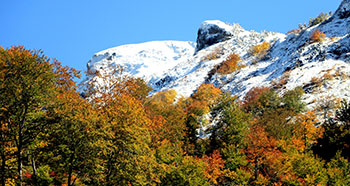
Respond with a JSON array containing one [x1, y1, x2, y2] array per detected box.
[[201, 150, 226, 185], [310, 29, 326, 43], [145, 89, 187, 145], [293, 111, 323, 153], [245, 125, 281, 183], [217, 53, 242, 75]]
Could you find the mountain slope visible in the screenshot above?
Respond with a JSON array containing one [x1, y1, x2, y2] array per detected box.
[[82, 0, 350, 113], [85, 40, 195, 82]]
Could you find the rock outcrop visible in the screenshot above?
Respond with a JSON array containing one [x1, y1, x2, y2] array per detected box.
[[195, 20, 233, 52], [334, 0, 350, 19]]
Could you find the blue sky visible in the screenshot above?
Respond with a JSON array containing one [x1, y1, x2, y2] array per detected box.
[[0, 0, 340, 80]]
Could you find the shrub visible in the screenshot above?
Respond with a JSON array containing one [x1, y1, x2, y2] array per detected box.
[[249, 41, 270, 63], [287, 28, 302, 35], [322, 72, 333, 81], [299, 12, 332, 29], [310, 29, 326, 43], [282, 87, 305, 113], [242, 87, 276, 115], [192, 83, 222, 106], [311, 76, 320, 84], [308, 12, 332, 27], [331, 37, 341, 42], [201, 47, 223, 62], [217, 53, 242, 75], [271, 70, 291, 89]]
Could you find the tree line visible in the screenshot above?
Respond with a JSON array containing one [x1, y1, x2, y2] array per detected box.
[[1, 46, 349, 185]]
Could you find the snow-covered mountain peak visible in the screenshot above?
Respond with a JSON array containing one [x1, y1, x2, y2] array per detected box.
[[199, 20, 235, 33], [82, 0, 350, 117]]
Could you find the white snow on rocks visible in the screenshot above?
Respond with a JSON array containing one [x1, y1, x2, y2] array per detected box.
[[82, 0, 350, 115]]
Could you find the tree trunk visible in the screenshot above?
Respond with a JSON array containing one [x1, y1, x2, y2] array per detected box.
[[17, 104, 28, 186], [254, 157, 258, 181], [31, 157, 37, 184], [105, 156, 113, 186], [17, 126, 23, 186], [1, 133, 6, 186], [68, 153, 74, 186], [68, 171, 72, 186], [17, 102, 28, 186]]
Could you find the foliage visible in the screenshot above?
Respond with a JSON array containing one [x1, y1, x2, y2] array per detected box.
[[90, 72, 160, 185], [249, 41, 270, 63], [243, 86, 304, 116], [0, 46, 57, 185], [313, 100, 350, 161], [161, 155, 209, 186], [209, 93, 250, 176], [308, 12, 332, 27], [217, 53, 243, 75], [245, 125, 281, 183], [282, 152, 327, 185], [299, 12, 332, 29], [42, 89, 100, 185], [201, 150, 226, 185], [293, 112, 323, 153], [2, 45, 350, 185], [192, 83, 222, 107], [200, 47, 223, 62], [255, 108, 297, 140], [242, 87, 279, 116], [184, 84, 222, 147], [145, 89, 187, 146], [242, 87, 270, 113], [326, 155, 350, 185], [282, 87, 305, 113], [310, 29, 326, 43], [210, 93, 250, 152]]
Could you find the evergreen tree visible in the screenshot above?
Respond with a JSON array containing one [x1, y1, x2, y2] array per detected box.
[[314, 100, 350, 161]]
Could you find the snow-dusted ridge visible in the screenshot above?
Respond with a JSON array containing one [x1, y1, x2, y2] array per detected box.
[[82, 0, 350, 113], [86, 40, 195, 82]]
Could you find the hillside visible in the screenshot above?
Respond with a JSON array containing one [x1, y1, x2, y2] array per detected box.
[[2, 1, 350, 185], [82, 0, 350, 113]]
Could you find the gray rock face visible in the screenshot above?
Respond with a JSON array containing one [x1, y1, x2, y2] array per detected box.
[[195, 20, 233, 52], [334, 0, 350, 19]]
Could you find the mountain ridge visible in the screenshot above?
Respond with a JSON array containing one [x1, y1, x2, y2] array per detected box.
[[82, 0, 350, 114]]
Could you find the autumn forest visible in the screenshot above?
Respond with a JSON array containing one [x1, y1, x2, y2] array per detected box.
[[1, 46, 350, 185]]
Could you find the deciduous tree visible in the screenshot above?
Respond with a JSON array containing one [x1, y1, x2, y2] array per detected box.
[[0, 46, 56, 186]]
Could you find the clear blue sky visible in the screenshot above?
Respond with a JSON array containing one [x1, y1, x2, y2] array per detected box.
[[0, 0, 340, 80]]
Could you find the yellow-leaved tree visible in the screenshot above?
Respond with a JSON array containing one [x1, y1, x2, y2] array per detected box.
[[87, 70, 160, 185], [0, 46, 57, 186]]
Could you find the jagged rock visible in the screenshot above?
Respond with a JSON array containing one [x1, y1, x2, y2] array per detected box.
[[334, 0, 350, 19], [195, 20, 233, 52]]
